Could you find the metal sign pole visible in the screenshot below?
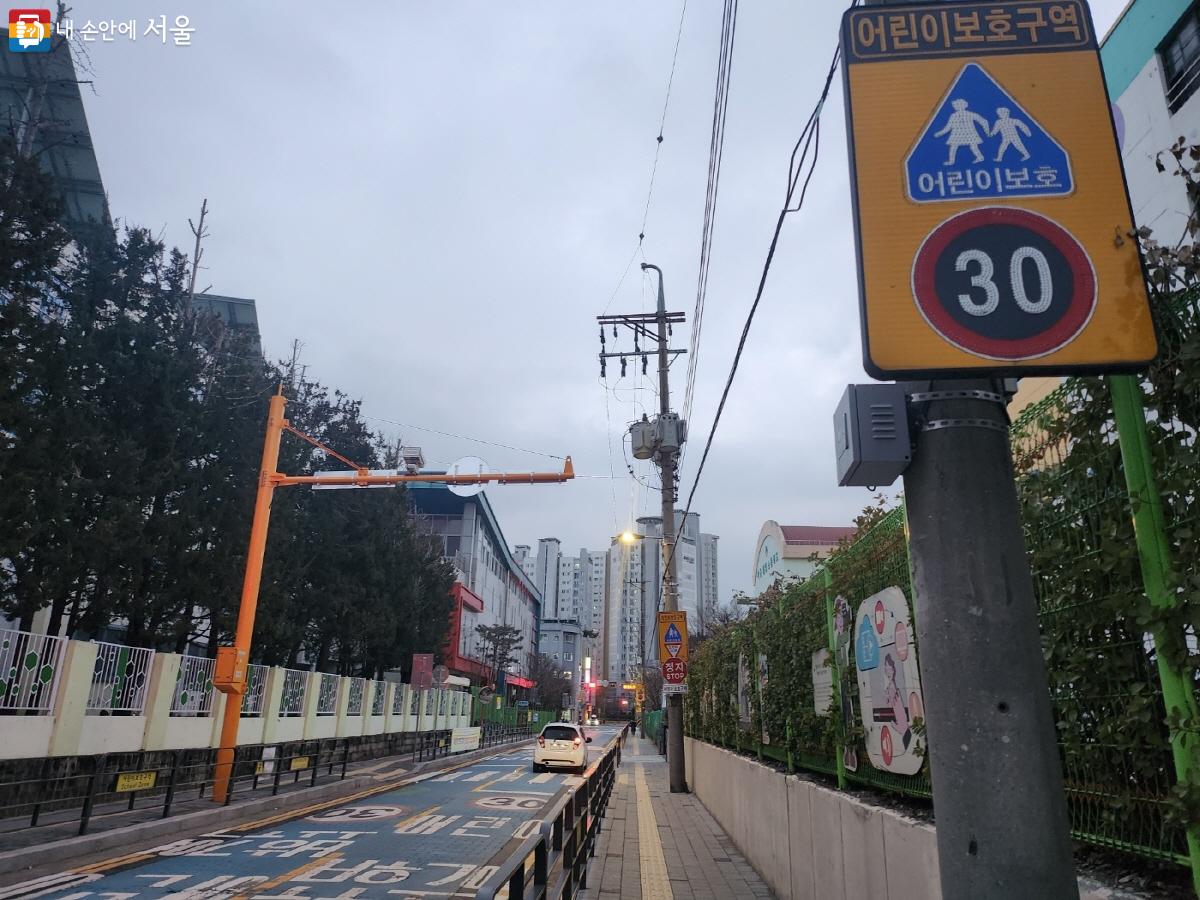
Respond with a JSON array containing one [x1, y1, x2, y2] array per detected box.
[[842, 1, 1093, 894], [902, 383, 1077, 897]]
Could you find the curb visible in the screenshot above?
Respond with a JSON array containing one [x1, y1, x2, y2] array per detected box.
[[0, 737, 533, 882]]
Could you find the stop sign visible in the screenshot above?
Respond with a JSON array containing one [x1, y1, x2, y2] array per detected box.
[[662, 658, 688, 684]]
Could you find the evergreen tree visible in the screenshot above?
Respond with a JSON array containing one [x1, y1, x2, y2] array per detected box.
[[476, 623, 524, 686], [2, 131, 458, 670]]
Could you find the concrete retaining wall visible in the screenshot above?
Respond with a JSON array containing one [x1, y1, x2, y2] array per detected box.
[[684, 738, 1147, 900], [685, 737, 942, 900]]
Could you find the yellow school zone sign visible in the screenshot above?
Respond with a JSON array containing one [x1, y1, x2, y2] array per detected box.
[[841, 0, 1155, 378], [657, 611, 688, 663]]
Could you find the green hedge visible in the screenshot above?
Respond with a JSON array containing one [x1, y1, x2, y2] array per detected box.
[[687, 508, 925, 794], [687, 479, 1195, 867]]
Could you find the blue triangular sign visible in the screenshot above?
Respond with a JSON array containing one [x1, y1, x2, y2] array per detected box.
[[905, 63, 1072, 204], [664, 623, 682, 644]]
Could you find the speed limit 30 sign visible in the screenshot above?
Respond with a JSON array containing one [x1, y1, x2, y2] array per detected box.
[[912, 207, 1096, 359], [841, 0, 1155, 377]]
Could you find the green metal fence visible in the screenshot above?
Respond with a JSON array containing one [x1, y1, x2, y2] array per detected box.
[[642, 709, 664, 745], [1012, 382, 1186, 864], [687, 460, 1196, 873], [471, 690, 556, 730]]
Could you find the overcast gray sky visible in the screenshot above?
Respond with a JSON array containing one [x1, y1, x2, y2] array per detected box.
[[77, 0, 1132, 603]]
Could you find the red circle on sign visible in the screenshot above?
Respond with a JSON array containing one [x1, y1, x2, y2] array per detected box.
[[911, 207, 1096, 360], [881, 726, 894, 767], [874, 600, 886, 634], [663, 659, 688, 683]]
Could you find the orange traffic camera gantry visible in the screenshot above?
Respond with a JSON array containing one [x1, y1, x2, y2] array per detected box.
[[211, 389, 574, 803]]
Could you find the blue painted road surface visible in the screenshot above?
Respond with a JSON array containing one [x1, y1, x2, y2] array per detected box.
[[1, 726, 620, 899]]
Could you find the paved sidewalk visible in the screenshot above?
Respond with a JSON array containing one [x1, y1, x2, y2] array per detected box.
[[583, 734, 773, 900]]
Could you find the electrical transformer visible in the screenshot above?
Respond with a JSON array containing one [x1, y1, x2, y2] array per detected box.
[[630, 417, 656, 460], [655, 413, 687, 454]]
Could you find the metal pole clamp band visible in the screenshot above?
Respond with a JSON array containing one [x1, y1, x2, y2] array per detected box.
[[920, 417, 1009, 434], [907, 389, 1007, 405]]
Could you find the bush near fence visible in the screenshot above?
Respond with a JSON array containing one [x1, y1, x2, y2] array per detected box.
[[688, 404, 1198, 873], [687, 507, 925, 797]]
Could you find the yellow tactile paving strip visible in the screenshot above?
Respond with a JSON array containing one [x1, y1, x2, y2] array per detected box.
[[634, 764, 673, 900]]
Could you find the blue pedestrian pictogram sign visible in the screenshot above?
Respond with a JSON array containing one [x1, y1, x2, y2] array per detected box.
[[905, 63, 1072, 204]]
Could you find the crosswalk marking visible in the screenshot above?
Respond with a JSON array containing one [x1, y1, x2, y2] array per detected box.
[[530, 772, 555, 784], [464, 771, 494, 782], [433, 771, 461, 782]]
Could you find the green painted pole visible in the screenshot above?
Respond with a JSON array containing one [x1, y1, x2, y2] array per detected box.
[[824, 567, 848, 790], [1109, 373, 1200, 896], [752, 625, 764, 762]]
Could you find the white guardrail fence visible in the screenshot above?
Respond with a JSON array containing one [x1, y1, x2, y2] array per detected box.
[[0, 627, 477, 761]]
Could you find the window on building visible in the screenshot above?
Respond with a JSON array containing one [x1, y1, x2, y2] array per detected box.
[[1163, 5, 1200, 113]]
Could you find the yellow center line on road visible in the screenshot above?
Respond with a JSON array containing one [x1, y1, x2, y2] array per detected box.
[[63, 748, 517, 879], [76, 850, 157, 874], [231, 751, 490, 832], [230, 853, 339, 899], [635, 765, 673, 900], [472, 775, 511, 793]]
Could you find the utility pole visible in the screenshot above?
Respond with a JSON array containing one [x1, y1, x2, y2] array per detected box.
[[849, 2, 1078, 896], [646, 263, 687, 794], [597, 263, 688, 792]]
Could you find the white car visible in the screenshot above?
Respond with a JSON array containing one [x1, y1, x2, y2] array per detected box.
[[587, 716, 600, 727], [533, 723, 591, 773]]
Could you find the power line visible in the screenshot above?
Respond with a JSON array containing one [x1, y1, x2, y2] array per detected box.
[[621, 426, 662, 492], [683, 0, 738, 432], [601, 376, 621, 535], [360, 414, 564, 460], [600, 0, 690, 546], [639, 0, 690, 242], [601, 242, 641, 317], [662, 23, 850, 595], [604, 0, 689, 319]]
